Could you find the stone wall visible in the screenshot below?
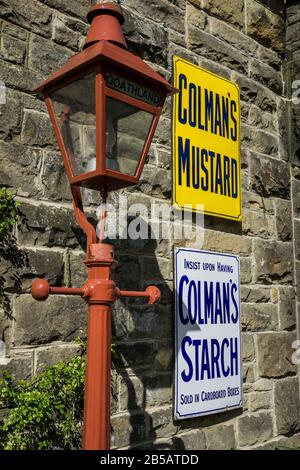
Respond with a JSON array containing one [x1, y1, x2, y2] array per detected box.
[[0, 0, 300, 450]]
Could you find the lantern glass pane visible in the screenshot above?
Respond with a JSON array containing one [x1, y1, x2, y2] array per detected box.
[[51, 73, 96, 176], [106, 97, 153, 176]]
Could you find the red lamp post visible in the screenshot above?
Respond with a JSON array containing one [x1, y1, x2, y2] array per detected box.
[[30, 2, 176, 451]]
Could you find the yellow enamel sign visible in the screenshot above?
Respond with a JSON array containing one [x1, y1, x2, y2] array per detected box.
[[172, 56, 241, 221]]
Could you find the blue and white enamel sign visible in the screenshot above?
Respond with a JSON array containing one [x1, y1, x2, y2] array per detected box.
[[174, 247, 242, 419]]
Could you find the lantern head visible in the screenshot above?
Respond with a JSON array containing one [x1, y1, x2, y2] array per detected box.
[[34, 2, 176, 191]]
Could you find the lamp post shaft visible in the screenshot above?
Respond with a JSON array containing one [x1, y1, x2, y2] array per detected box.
[[82, 243, 116, 450], [83, 303, 111, 450], [31, 243, 161, 451]]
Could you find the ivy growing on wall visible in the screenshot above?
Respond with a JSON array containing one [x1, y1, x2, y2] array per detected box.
[[0, 342, 118, 450], [0, 353, 86, 450], [0, 188, 19, 238]]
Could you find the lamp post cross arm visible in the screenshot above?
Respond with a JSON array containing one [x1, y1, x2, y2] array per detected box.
[[31, 277, 160, 306]]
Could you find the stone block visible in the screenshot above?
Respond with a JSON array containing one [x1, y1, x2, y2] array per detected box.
[[241, 303, 278, 332], [237, 412, 273, 447], [294, 220, 300, 260], [253, 240, 293, 284], [114, 254, 142, 291], [253, 379, 273, 391], [52, 13, 85, 51], [231, 73, 277, 113], [114, 340, 157, 369], [242, 210, 275, 239], [130, 437, 176, 450], [296, 262, 300, 299], [119, 375, 144, 412], [256, 45, 281, 71], [242, 191, 274, 214], [0, 0, 52, 38], [69, 252, 87, 288], [250, 153, 290, 198], [18, 202, 82, 249], [241, 287, 271, 304], [292, 178, 300, 218], [0, 141, 42, 197], [112, 300, 129, 341], [242, 125, 278, 156], [122, 0, 185, 34], [19, 248, 64, 291], [122, 8, 168, 68], [274, 377, 300, 435], [246, 0, 285, 53], [114, 222, 171, 259], [111, 411, 148, 448], [248, 106, 277, 135], [0, 303, 13, 347], [0, 243, 26, 292], [176, 430, 206, 450], [34, 341, 81, 374], [111, 369, 119, 415], [188, 27, 248, 74], [248, 391, 272, 412], [148, 406, 177, 439], [249, 59, 282, 95], [198, 56, 232, 80], [28, 34, 72, 77], [252, 434, 300, 450], [278, 287, 296, 331], [13, 294, 87, 345], [153, 118, 172, 149], [0, 89, 22, 141], [127, 305, 172, 341], [154, 341, 173, 371], [242, 333, 255, 362], [243, 363, 255, 383], [42, 151, 72, 202], [21, 110, 57, 147], [205, 424, 236, 450], [156, 148, 171, 170], [0, 34, 27, 65], [0, 58, 43, 93], [203, 230, 251, 256], [257, 332, 296, 378], [240, 257, 252, 284], [168, 29, 186, 49], [207, 16, 255, 57], [40, 0, 89, 20], [277, 98, 290, 161], [0, 350, 33, 381], [142, 256, 172, 282], [136, 164, 171, 199], [2, 21, 29, 41], [144, 373, 172, 408], [186, 2, 207, 30], [275, 199, 292, 241], [202, 0, 244, 30]]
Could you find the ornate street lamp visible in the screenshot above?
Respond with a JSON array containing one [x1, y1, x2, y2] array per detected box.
[[31, 2, 176, 451]]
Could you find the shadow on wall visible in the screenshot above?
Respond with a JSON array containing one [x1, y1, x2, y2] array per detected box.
[[105, 216, 242, 450]]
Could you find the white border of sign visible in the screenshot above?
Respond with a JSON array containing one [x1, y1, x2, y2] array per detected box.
[[174, 247, 243, 420]]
